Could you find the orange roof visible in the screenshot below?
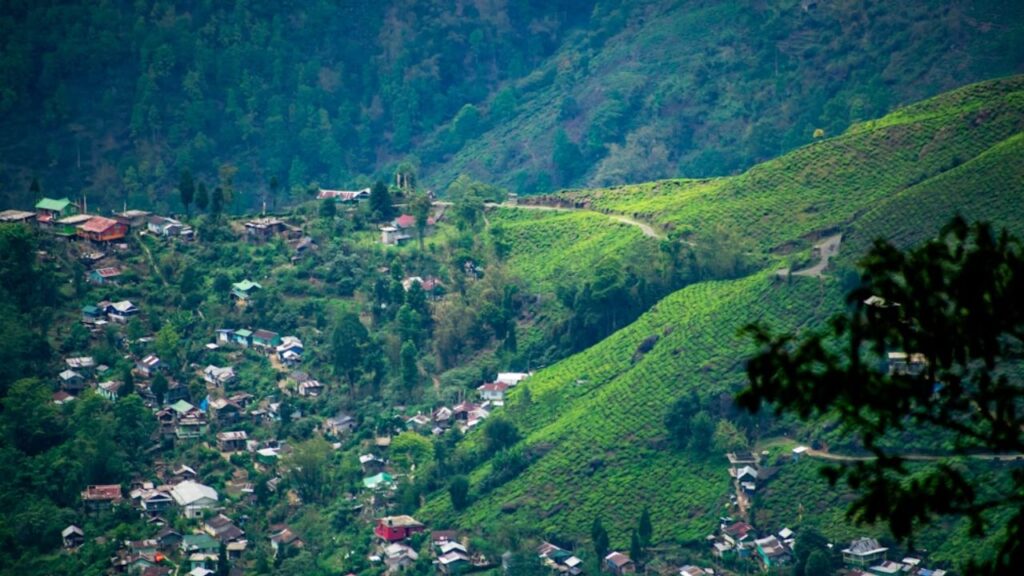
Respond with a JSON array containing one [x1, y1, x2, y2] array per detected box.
[[83, 484, 123, 501], [79, 216, 120, 233]]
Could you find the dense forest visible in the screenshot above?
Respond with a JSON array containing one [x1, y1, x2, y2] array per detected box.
[[2, 0, 1023, 211]]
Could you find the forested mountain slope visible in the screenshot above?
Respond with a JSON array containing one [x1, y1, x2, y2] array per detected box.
[[2, 0, 1023, 210], [417, 76, 1024, 556]]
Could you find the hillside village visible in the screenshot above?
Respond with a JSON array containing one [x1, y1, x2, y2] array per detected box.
[[0, 172, 975, 576]]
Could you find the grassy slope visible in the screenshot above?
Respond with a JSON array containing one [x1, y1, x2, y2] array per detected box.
[[490, 209, 655, 289], [567, 76, 1024, 253], [423, 0, 1024, 192], [418, 77, 1024, 555]]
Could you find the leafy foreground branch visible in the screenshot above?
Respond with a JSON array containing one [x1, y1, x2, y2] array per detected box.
[[738, 216, 1024, 573]]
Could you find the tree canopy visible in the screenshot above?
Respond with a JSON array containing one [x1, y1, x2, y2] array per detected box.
[[739, 217, 1024, 573]]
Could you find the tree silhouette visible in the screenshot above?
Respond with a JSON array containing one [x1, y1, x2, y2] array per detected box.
[[179, 169, 194, 216], [739, 217, 1024, 573]]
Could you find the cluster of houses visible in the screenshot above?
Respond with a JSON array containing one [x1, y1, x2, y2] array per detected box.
[[55, 355, 109, 401], [146, 215, 195, 240], [1, 197, 196, 244], [214, 327, 304, 365], [538, 541, 585, 575], [397, 373, 530, 436], [842, 538, 949, 576], [365, 516, 491, 574], [708, 520, 795, 571], [243, 217, 301, 242], [55, 347, 179, 407], [402, 275, 445, 299], [71, 465, 251, 576], [82, 299, 140, 326], [380, 213, 439, 246]]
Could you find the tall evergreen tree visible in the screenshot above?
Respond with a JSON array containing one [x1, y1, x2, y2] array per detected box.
[[591, 517, 609, 564], [121, 366, 134, 397], [638, 507, 653, 547], [151, 372, 168, 405], [211, 186, 224, 215], [195, 181, 209, 212], [332, 312, 369, 388], [269, 175, 280, 210], [29, 177, 41, 196], [179, 169, 195, 216], [369, 180, 393, 220], [629, 529, 643, 566], [400, 341, 418, 393], [411, 193, 432, 250], [217, 540, 230, 576]]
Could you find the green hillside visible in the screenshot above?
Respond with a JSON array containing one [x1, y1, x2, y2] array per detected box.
[[425, 0, 1024, 192], [562, 76, 1024, 253], [418, 76, 1024, 559], [3, 1, 1024, 210]]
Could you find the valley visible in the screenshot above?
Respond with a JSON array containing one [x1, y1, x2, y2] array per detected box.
[[0, 4, 1023, 576]]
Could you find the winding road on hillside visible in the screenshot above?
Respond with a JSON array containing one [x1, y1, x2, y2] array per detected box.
[[804, 447, 1023, 463], [792, 233, 843, 277], [471, 201, 666, 240]]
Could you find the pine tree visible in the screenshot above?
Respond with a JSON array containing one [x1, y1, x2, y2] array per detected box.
[[629, 529, 643, 566], [401, 341, 418, 392], [151, 372, 168, 405], [269, 175, 280, 210], [369, 180, 393, 221], [591, 517, 609, 564], [217, 540, 230, 576], [503, 323, 518, 353], [29, 177, 41, 196], [638, 507, 653, 548], [121, 366, 135, 397], [195, 182, 209, 212], [211, 186, 224, 215], [411, 193, 432, 250], [179, 169, 195, 216]]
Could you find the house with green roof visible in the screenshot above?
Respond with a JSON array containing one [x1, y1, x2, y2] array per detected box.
[[170, 400, 197, 415], [231, 280, 262, 301], [81, 305, 103, 324], [35, 197, 77, 223], [233, 328, 253, 347], [181, 533, 219, 555], [363, 472, 395, 490]]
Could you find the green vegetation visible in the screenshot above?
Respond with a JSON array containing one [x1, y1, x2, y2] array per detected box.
[[1, 48, 1024, 574], [4, 1, 1024, 208], [740, 218, 1024, 572], [419, 76, 1024, 572]]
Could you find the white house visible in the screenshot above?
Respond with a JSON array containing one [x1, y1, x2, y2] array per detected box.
[[842, 537, 888, 567], [170, 481, 219, 519], [496, 372, 531, 386], [203, 365, 236, 387], [107, 300, 139, 323], [477, 382, 509, 405]]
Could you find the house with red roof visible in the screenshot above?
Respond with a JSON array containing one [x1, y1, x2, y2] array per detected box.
[[77, 216, 127, 242], [477, 382, 509, 405], [82, 484, 123, 511]]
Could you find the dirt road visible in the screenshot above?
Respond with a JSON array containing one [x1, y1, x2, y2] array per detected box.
[[479, 201, 666, 240]]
